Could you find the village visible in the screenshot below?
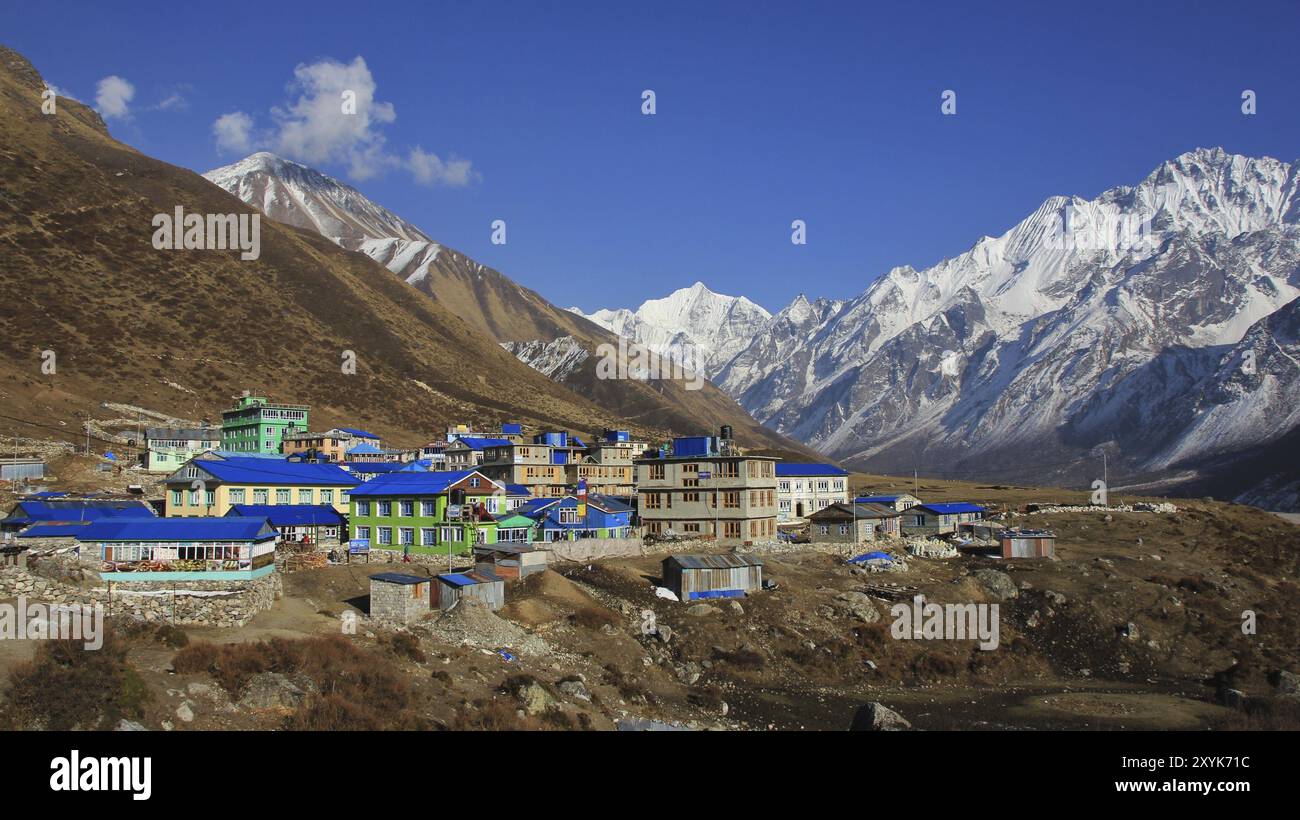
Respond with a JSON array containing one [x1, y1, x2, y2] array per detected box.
[[0, 392, 1296, 731]]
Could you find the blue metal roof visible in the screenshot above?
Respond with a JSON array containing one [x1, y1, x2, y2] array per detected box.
[[348, 470, 489, 497], [455, 437, 512, 450], [439, 572, 477, 587], [76, 517, 277, 542], [3, 499, 156, 526], [855, 495, 905, 503], [775, 463, 849, 477], [335, 427, 380, 439], [345, 442, 383, 455], [183, 457, 356, 486], [918, 502, 986, 515], [370, 572, 429, 585], [504, 483, 531, 496], [398, 459, 434, 472], [17, 521, 104, 538], [226, 504, 344, 526], [501, 423, 523, 435]]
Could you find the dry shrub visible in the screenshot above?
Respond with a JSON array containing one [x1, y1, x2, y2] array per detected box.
[[173, 635, 429, 730], [1, 630, 152, 730], [381, 632, 426, 663], [571, 606, 621, 631]]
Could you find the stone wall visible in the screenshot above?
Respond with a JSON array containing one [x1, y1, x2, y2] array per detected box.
[[369, 578, 430, 623], [0, 565, 282, 628]]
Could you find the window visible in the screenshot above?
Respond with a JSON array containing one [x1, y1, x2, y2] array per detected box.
[[400, 500, 414, 517], [354, 526, 370, 540], [321, 489, 333, 504], [377, 527, 393, 545], [817, 480, 829, 492], [723, 491, 740, 509], [819, 525, 830, 535], [779, 481, 790, 492], [205, 490, 215, 507], [399, 528, 414, 545], [378, 501, 392, 517], [684, 491, 700, 503], [648, 463, 664, 480], [838, 524, 849, 535], [275, 489, 291, 504], [440, 527, 458, 543], [253, 488, 269, 504], [356, 500, 371, 516], [299, 489, 313, 504], [421, 528, 436, 546], [421, 500, 436, 517], [340, 492, 350, 504], [559, 508, 579, 524], [469, 477, 480, 488], [188, 489, 200, 506], [229, 488, 246, 504]]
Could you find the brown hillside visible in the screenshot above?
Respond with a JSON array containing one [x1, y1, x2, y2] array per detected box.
[[0, 45, 809, 456]]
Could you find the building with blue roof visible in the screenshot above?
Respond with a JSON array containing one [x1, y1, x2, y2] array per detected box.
[[902, 502, 987, 536], [162, 455, 356, 517], [518, 494, 633, 541], [85, 516, 279, 582], [776, 464, 850, 522], [1, 498, 156, 533], [853, 493, 921, 512], [348, 470, 507, 555], [226, 504, 345, 541]]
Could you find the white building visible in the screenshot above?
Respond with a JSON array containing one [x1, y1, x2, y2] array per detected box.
[[776, 463, 850, 521]]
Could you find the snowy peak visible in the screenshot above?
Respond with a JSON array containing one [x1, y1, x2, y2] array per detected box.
[[204, 153, 431, 247], [573, 282, 773, 378]]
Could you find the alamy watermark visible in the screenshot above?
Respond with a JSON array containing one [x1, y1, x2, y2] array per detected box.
[[890, 594, 1000, 650], [1044, 202, 1156, 253], [0, 597, 104, 650], [595, 336, 706, 391], [151, 206, 260, 260]]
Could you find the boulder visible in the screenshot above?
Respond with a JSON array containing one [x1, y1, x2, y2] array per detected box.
[[833, 591, 880, 623], [239, 672, 310, 710], [971, 569, 1019, 600], [687, 603, 720, 617], [518, 681, 556, 715], [557, 679, 592, 702], [849, 702, 912, 731]]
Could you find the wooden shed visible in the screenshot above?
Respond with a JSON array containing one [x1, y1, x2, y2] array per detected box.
[[1000, 529, 1056, 559], [432, 570, 505, 611], [661, 554, 763, 601], [473, 543, 549, 579]]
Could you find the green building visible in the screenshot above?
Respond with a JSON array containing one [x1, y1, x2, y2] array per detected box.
[[220, 394, 310, 454], [348, 470, 509, 555]]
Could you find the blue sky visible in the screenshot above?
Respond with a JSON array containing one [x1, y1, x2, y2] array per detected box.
[[5, 0, 1298, 313]]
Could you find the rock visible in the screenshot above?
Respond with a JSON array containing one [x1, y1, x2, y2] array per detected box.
[[849, 702, 912, 731], [1117, 622, 1140, 640], [687, 603, 720, 617], [117, 719, 147, 731], [1270, 670, 1299, 696], [186, 681, 218, 700], [1026, 611, 1040, 628], [971, 569, 1018, 600], [557, 679, 591, 702], [728, 600, 744, 615], [656, 624, 674, 644], [175, 702, 194, 723], [239, 672, 310, 710], [1044, 590, 1067, 605], [1102, 514, 1113, 523], [517, 681, 556, 715], [833, 592, 881, 623]]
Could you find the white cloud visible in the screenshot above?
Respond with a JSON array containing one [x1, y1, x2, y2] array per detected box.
[[95, 75, 134, 120], [270, 56, 397, 179], [154, 86, 191, 111], [213, 111, 254, 154], [209, 55, 475, 185], [407, 146, 476, 187]]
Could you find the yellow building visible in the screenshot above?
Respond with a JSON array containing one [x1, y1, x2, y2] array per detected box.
[[163, 454, 357, 517]]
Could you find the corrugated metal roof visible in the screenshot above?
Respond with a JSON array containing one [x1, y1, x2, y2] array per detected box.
[[775, 463, 849, 477], [349, 470, 491, 497], [146, 426, 221, 441], [370, 572, 429, 585], [454, 437, 512, 450], [665, 553, 764, 570], [17, 521, 100, 538], [918, 502, 986, 515], [334, 427, 380, 439], [76, 517, 277, 542], [3, 499, 156, 525], [178, 457, 356, 486]]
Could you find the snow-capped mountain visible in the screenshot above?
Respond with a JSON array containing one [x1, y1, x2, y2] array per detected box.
[[201, 153, 814, 456], [593, 149, 1300, 506], [572, 282, 773, 379]]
